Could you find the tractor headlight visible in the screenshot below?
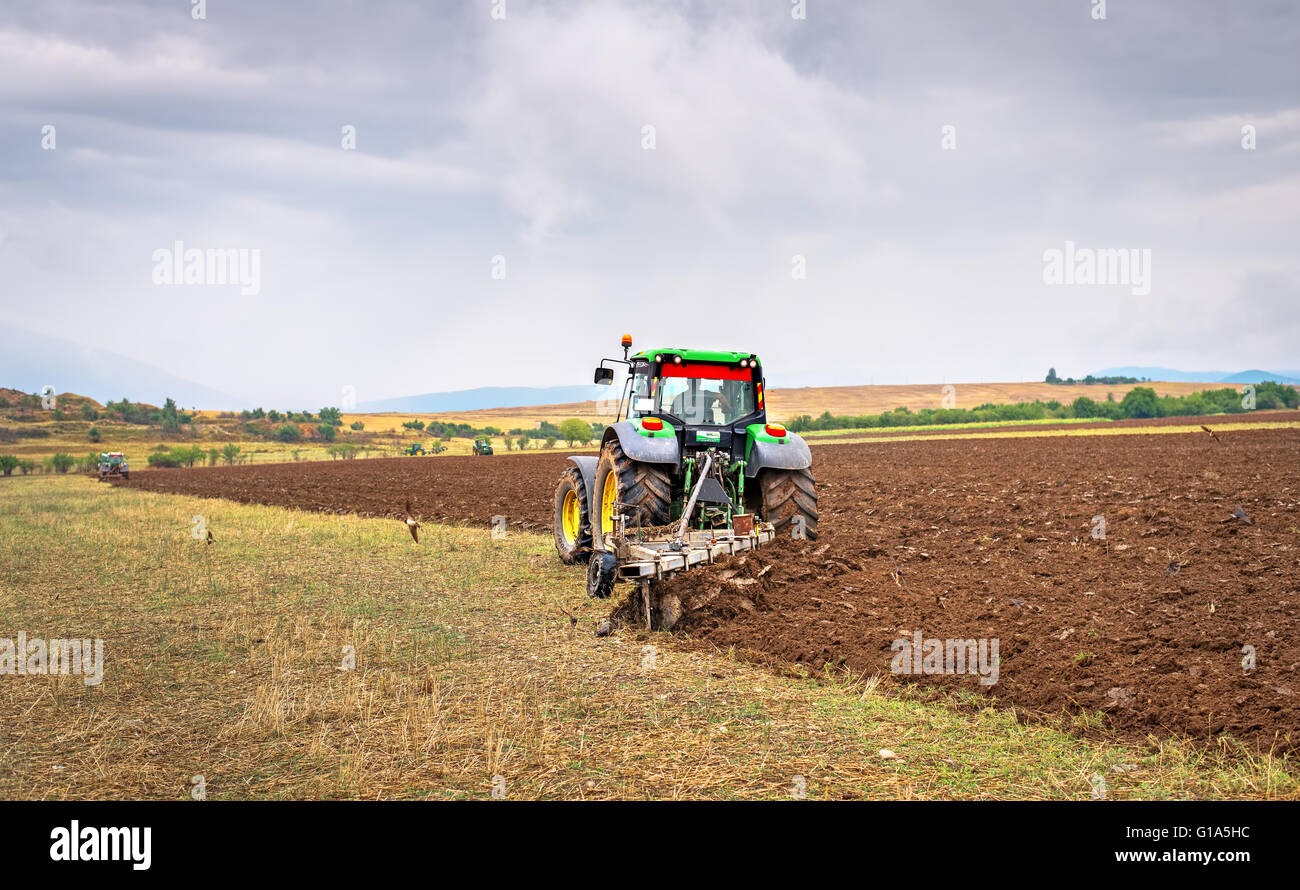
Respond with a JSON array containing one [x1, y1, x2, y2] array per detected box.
[[673, 355, 682, 364]]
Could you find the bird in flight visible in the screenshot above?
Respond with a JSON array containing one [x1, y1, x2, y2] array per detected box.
[[1200, 425, 1221, 443], [402, 500, 421, 542]]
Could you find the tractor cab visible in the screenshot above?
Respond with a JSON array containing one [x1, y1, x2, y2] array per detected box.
[[622, 348, 766, 463], [472, 437, 494, 456]]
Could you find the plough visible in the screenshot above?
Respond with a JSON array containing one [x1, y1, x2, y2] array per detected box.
[[586, 454, 777, 629]]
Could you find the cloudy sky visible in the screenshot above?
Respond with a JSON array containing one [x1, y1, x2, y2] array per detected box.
[[1, 0, 1297, 406]]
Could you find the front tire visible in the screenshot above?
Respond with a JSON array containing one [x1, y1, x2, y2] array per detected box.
[[553, 467, 592, 564], [757, 468, 818, 540], [591, 440, 672, 551]]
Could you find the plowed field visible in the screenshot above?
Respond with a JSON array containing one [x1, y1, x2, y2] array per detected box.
[[116, 426, 1300, 750]]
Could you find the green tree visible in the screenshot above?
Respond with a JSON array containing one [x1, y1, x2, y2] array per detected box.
[[350, 420, 365, 431], [0, 455, 19, 476], [1045, 367, 1060, 384], [221, 443, 242, 465], [208, 448, 220, 466], [161, 397, 181, 432], [1119, 386, 1159, 419], [544, 436, 557, 449], [319, 406, 343, 426], [559, 418, 591, 446], [317, 423, 337, 441], [276, 423, 303, 442], [516, 436, 529, 451], [1071, 396, 1099, 418], [87, 426, 102, 442]]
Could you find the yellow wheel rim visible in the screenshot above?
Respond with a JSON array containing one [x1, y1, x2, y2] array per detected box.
[[600, 470, 618, 536], [561, 489, 580, 544]]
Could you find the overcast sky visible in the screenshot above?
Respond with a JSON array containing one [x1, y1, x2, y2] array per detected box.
[[1, 0, 1297, 406]]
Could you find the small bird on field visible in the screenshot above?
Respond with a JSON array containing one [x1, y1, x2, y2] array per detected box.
[[402, 499, 421, 543], [206, 530, 214, 545], [1200, 425, 1221, 444], [1231, 505, 1253, 525]]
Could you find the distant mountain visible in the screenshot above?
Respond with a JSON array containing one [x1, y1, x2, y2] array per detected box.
[[357, 385, 608, 413], [0, 323, 252, 410], [1216, 369, 1300, 385], [1093, 366, 1300, 385]]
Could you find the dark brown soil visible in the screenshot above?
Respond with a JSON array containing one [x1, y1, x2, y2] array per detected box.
[[656, 430, 1300, 752], [116, 429, 1300, 751], [115, 454, 568, 532]]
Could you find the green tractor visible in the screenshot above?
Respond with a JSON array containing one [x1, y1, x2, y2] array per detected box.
[[97, 452, 129, 481], [472, 437, 494, 456], [553, 335, 817, 568], [403, 444, 426, 456]]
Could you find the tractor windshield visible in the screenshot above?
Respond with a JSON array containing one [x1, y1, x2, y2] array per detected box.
[[654, 365, 756, 426]]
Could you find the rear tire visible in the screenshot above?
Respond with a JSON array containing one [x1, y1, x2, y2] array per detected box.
[[757, 468, 818, 540], [592, 440, 672, 551], [553, 467, 592, 564]]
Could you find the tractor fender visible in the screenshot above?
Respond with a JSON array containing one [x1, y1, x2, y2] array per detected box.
[[603, 422, 681, 466], [565, 455, 599, 505], [744, 432, 813, 477]]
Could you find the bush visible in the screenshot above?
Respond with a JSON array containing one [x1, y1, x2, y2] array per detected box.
[[319, 407, 343, 426], [221, 444, 242, 465], [317, 424, 337, 441], [350, 421, 365, 431], [275, 423, 303, 442], [0, 454, 19, 476], [87, 426, 102, 442], [46, 453, 76, 473], [544, 436, 557, 449]]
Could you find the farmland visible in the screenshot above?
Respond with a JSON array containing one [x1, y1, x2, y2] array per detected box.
[[4, 398, 1299, 799], [107, 419, 1300, 757]]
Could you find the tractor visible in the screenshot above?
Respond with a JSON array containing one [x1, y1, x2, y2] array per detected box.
[[97, 452, 129, 481], [403, 444, 426, 456], [472, 437, 494, 456], [553, 335, 818, 578]]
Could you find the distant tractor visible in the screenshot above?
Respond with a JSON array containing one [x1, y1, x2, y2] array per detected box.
[[430, 443, 448, 454], [472, 437, 494, 456], [97, 452, 129, 481], [403, 444, 426, 456], [553, 335, 817, 576]]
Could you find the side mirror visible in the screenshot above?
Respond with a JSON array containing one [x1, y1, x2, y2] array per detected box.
[[594, 367, 614, 385]]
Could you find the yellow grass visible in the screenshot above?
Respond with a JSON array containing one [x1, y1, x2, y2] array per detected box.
[[0, 475, 1294, 800]]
